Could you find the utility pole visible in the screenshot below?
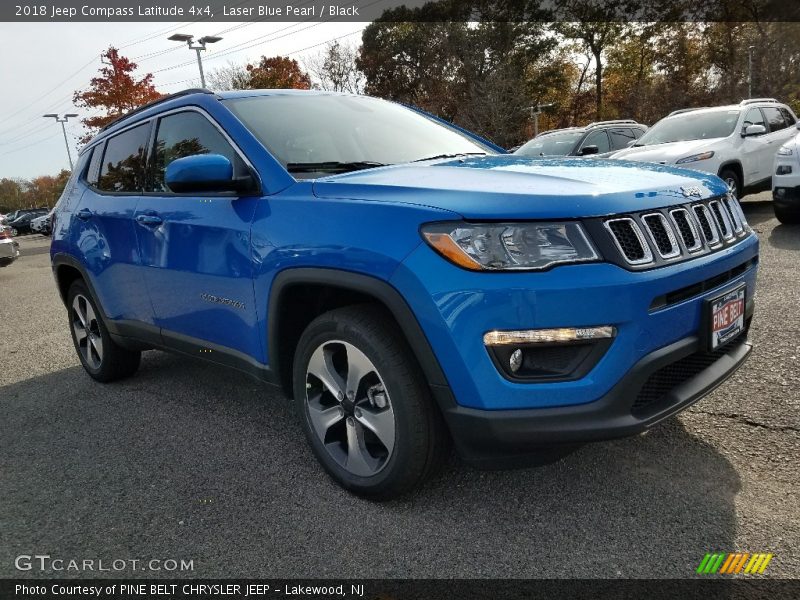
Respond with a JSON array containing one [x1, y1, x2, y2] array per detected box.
[[168, 34, 223, 88], [43, 113, 78, 170], [524, 103, 554, 137], [748, 45, 755, 99]]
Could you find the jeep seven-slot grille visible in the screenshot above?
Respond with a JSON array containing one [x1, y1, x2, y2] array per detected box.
[[603, 195, 748, 268]]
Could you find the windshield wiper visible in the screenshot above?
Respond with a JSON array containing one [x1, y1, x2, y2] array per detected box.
[[411, 152, 487, 162], [286, 161, 388, 174]]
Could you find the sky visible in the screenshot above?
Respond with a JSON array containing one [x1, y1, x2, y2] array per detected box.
[[0, 21, 367, 179]]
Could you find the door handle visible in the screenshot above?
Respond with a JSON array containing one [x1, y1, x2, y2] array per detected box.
[[135, 214, 163, 227], [76, 208, 93, 221]]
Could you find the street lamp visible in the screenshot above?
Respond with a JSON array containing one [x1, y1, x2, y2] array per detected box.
[[43, 113, 78, 170], [524, 103, 554, 137], [748, 45, 755, 99], [168, 33, 223, 88]]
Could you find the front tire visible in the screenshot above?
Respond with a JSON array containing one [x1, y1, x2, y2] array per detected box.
[[775, 205, 800, 224], [67, 280, 141, 382], [719, 168, 742, 199], [293, 305, 449, 500]]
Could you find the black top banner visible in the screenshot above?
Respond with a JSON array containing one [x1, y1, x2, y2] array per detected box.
[[2, 0, 799, 22]]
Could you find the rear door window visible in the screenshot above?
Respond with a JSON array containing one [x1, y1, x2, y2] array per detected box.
[[97, 123, 151, 193], [762, 107, 787, 133], [609, 128, 636, 150], [779, 107, 796, 127]]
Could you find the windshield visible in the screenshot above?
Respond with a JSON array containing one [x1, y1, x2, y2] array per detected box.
[[514, 131, 583, 157], [223, 94, 491, 177], [636, 110, 740, 146]]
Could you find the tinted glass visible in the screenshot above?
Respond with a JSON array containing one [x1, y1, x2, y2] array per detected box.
[[224, 95, 490, 176], [582, 130, 610, 153], [609, 128, 636, 150], [86, 145, 103, 185], [779, 107, 796, 127], [632, 127, 645, 139], [516, 131, 583, 157], [637, 110, 740, 145], [151, 111, 246, 193], [97, 123, 151, 192], [763, 107, 787, 132]]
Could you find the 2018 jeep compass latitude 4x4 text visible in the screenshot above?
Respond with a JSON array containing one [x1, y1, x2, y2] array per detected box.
[[51, 89, 759, 499]]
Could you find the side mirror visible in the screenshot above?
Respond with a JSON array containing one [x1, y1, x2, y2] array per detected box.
[[742, 124, 767, 137], [580, 145, 599, 156], [165, 154, 257, 194]]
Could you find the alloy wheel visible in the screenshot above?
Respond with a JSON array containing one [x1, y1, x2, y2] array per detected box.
[[304, 340, 395, 477], [72, 294, 103, 370]]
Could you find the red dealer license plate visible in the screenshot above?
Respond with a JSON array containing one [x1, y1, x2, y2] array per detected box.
[[709, 284, 746, 350]]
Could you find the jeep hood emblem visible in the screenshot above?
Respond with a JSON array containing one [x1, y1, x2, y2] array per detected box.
[[681, 186, 703, 198]]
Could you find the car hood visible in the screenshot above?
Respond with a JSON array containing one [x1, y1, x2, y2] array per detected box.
[[609, 138, 724, 163], [311, 155, 727, 220]]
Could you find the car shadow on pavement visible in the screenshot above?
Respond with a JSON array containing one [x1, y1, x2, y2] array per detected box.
[[767, 224, 800, 251], [0, 354, 740, 579]]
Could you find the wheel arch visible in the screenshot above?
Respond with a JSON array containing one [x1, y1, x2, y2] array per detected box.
[[267, 268, 452, 405], [52, 253, 94, 308], [717, 161, 743, 188]]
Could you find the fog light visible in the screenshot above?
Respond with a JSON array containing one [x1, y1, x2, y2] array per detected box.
[[509, 349, 523, 373], [776, 165, 792, 175]]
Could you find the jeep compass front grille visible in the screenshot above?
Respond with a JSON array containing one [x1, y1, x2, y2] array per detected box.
[[598, 195, 749, 270]]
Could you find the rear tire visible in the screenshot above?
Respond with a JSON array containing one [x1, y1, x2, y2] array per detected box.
[[293, 305, 449, 500], [67, 280, 141, 382], [719, 168, 742, 199]]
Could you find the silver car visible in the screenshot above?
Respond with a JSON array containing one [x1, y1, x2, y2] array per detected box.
[[0, 225, 20, 267]]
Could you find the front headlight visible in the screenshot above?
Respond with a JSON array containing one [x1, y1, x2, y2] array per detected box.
[[777, 145, 794, 156], [421, 222, 599, 271], [676, 151, 715, 164]]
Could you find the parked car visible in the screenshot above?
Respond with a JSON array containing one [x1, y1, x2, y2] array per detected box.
[[610, 99, 798, 199], [0, 225, 20, 267], [31, 210, 54, 235], [772, 120, 800, 223], [51, 89, 758, 499], [8, 209, 47, 235], [514, 120, 648, 159]]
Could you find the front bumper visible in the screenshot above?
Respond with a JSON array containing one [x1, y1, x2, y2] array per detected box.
[[0, 238, 19, 264], [773, 184, 800, 210], [441, 325, 751, 466]]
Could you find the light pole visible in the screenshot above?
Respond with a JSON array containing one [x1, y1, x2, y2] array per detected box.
[[748, 45, 755, 99], [168, 33, 222, 88], [525, 103, 554, 137], [43, 113, 78, 170]]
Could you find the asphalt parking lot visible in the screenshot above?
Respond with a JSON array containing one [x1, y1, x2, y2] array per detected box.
[[1, 196, 798, 579]]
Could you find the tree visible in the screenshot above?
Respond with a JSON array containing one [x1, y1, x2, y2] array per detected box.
[[73, 47, 162, 143], [244, 56, 311, 90], [207, 61, 250, 91], [306, 41, 365, 93], [553, 0, 632, 120]]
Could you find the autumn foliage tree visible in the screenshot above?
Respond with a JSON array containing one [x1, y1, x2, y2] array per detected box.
[[244, 56, 311, 89], [73, 47, 162, 143]]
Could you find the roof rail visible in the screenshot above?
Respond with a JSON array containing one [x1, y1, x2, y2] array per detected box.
[[667, 107, 711, 117], [739, 98, 779, 106], [585, 119, 639, 128], [99, 88, 216, 132]]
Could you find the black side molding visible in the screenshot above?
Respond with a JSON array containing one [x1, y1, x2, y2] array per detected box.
[[267, 268, 453, 406]]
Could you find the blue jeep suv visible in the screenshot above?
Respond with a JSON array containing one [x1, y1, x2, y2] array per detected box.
[[51, 89, 758, 499]]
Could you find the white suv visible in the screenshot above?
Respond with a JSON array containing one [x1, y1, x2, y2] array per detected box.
[[773, 121, 800, 223], [610, 99, 798, 199]]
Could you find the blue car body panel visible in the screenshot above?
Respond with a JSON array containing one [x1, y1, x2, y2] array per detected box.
[[50, 89, 758, 441]]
